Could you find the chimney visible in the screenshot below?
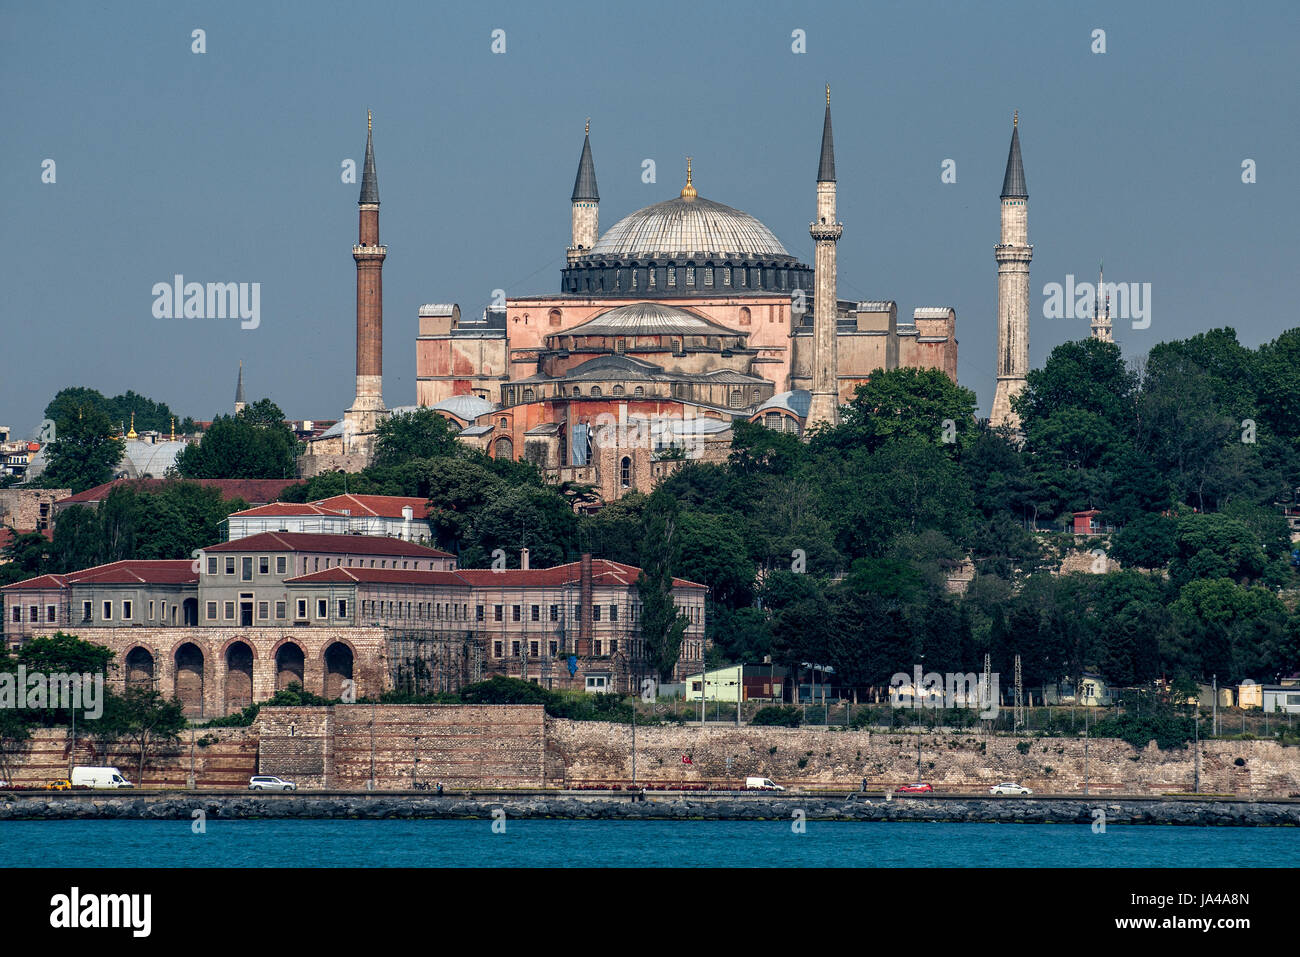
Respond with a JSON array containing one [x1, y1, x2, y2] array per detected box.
[[579, 552, 593, 654], [520, 547, 530, 571], [402, 505, 413, 521]]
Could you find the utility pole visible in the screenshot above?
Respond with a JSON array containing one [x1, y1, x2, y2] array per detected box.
[[369, 703, 376, 791], [1212, 674, 1218, 737], [631, 705, 637, 785], [1193, 707, 1200, 794], [916, 732, 922, 783], [67, 699, 77, 781]]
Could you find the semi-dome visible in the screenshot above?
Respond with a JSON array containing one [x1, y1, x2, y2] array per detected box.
[[562, 302, 742, 338], [588, 196, 791, 260]]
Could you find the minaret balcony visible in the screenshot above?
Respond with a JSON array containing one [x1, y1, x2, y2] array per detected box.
[[353, 244, 387, 256], [808, 223, 843, 241]]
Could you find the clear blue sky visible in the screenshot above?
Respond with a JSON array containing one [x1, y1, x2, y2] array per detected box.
[[3, 0, 1297, 433]]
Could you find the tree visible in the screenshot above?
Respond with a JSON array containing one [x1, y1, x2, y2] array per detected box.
[[373, 409, 459, 468], [1108, 513, 1179, 569], [46, 386, 193, 435], [637, 492, 690, 681], [108, 687, 186, 784], [462, 484, 578, 568], [0, 530, 54, 587], [40, 401, 124, 493], [175, 400, 296, 479], [826, 367, 979, 454]]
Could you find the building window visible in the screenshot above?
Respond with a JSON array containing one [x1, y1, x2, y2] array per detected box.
[[549, 604, 558, 622], [590, 386, 601, 397], [477, 605, 485, 621], [530, 640, 539, 657], [102, 601, 112, 621], [337, 600, 348, 619], [593, 605, 601, 622], [574, 604, 581, 620], [523, 388, 535, 402], [612, 385, 624, 396], [531, 605, 540, 622], [296, 599, 307, 619], [207, 556, 217, 575], [512, 605, 521, 622], [610, 604, 618, 622], [224, 601, 235, 621], [594, 639, 603, 655], [46, 604, 57, 623], [241, 557, 253, 581], [82, 601, 92, 622], [620, 456, 631, 488], [206, 601, 217, 621], [258, 601, 269, 620], [549, 641, 558, 657], [634, 386, 644, 398], [259, 556, 270, 575], [494, 641, 503, 658], [225, 557, 236, 575], [316, 599, 328, 619], [276, 556, 287, 574], [275, 601, 286, 620], [586, 675, 608, 691], [494, 605, 503, 622], [686, 266, 694, 286], [512, 640, 520, 657], [548, 308, 561, 327], [667, 266, 676, 287], [729, 389, 743, 408], [610, 639, 618, 654]]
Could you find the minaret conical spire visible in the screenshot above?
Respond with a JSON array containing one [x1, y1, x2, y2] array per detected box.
[[234, 360, 246, 414], [571, 120, 599, 202], [1001, 111, 1027, 198], [359, 110, 379, 205], [817, 84, 836, 183]]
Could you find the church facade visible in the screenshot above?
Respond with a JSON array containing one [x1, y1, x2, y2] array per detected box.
[[414, 92, 959, 500]]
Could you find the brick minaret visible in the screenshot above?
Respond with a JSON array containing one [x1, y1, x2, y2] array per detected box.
[[567, 119, 599, 263], [347, 111, 387, 443], [990, 112, 1032, 430], [805, 85, 842, 430]]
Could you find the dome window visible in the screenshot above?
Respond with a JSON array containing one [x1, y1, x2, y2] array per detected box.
[[612, 385, 624, 397], [634, 386, 645, 398], [590, 386, 602, 397]]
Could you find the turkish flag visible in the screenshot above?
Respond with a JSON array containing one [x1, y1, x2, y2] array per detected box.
[[681, 755, 693, 764]]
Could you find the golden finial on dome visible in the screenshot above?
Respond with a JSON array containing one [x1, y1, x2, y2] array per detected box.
[[826, 83, 830, 106], [170, 417, 175, 442], [127, 412, 137, 440], [680, 157, 697, 201], [585, 117, 590, 136], [1013, 110, 1018, 128], [368, 109, 372, 133]]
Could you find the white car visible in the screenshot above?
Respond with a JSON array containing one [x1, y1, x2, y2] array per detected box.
[[989, 783, 1032, 795], [249, 775, 297, 791]]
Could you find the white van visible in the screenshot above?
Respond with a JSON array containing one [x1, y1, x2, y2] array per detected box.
[[745, 776, 784, 791], [71, 766, 134, 789]]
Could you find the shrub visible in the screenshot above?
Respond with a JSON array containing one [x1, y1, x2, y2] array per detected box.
[[1089, 708, 1193, 750], [751, 706, 803, 728], [1015, 741, 1031, 755]]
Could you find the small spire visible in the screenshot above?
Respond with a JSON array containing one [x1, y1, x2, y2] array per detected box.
[[235, 360, 246, 404], [127, 412, 137, 440], [1000, 113, 1027, 198], [680, 157, 697, 201], [359, 111, 379, 205], [571, 121, 599, 202], [170, 416, 175, 442], [817, 88, 836, 183]]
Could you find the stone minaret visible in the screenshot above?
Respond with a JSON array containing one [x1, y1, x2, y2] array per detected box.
[[234, 361, 246, 415], [990, 112, 1032, 430], [1091, 261, 1113, 342], [347, 111, 387, 442], [805, 85, 842, 430], [568, 119, 599, 263]]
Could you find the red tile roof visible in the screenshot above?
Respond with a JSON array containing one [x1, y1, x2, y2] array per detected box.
[[285, 559, 704, 590], [204, 531, 454, 558], [228, 502, 348, 518], [311, 494, 432, 520], [56, 478, 302, 507], [2, 560, 197, 591]]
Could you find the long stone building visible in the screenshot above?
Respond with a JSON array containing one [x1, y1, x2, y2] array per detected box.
[[3, 534, 706, 717]]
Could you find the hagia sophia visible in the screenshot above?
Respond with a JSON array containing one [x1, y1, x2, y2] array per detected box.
[[307, 94, 1034, 501]]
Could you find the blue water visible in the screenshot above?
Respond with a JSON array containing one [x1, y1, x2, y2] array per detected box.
[[1, 819, 1295, 867]]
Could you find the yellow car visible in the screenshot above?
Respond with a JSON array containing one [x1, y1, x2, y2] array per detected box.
[[44, 779, 72, 790]]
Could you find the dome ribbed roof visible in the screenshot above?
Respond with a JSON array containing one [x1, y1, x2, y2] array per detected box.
[[587, 196, 790, 260], [564, 302, 742, 337]]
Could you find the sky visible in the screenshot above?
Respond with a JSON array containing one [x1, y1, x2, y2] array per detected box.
[[3, 0, 1298, 435]]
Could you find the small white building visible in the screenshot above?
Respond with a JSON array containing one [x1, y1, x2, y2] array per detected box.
[[226, 494, 437, 543], [1262, 686, 1300, 714]]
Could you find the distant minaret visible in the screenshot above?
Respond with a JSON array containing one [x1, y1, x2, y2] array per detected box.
[[347, 110, 387, 443], [990, 112, 1032, 430], [568, 119, 599, 263], [1090, 261, 1113, 342], [234, 361, 246, 415], [805, 85, 842, 430]]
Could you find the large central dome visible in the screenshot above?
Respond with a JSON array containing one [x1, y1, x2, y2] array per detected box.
[[588, 195, 791, 260]]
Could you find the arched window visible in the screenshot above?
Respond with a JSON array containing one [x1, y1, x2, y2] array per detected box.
[[667, 266, 677, 287], [499, 417, 508, 429], [620, 456, 631, 488], [590, 386, 602, 397], [522, 388, 535, 402], [633, 386, 645, 398], [765, 412, 782, 430], [739, 306, 751, 325], [571, 386, 581, 397], [494, 437, 514, 460], [612, 385, 624, 397], [729, 390, 743, 409], [752, 387, 762, 403], [548, 308, 561, 327]]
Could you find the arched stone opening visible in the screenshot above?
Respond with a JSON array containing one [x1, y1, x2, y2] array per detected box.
[[275, 642, 305, 691], [174, 643, 205, 717], [225, 641, 254, 712], [324, 642, 354, 699], [125, 647, 155, 691]]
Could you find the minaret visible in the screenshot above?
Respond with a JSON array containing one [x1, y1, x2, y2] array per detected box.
[[990, 112, 1032, 430], [1090, 261, 1113, 342], [805, 85, 842, 430], [347, 110, 387, 444], [568, 119, 599, 263], [234, 361, 246, 415]]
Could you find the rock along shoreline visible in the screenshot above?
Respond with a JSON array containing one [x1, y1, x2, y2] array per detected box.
[[1, 793, 1298, 826]]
